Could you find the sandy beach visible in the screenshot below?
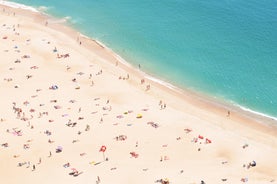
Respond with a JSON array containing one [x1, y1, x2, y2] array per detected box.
[[0, 4, 277, 184]]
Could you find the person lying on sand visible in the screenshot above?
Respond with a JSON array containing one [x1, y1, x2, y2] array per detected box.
[[63, 163, 70, 168], [1, 143, 8, 147], [68, 168, 83, 177]]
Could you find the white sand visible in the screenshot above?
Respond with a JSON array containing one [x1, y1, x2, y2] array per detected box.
[[0, 5, 276, 184]]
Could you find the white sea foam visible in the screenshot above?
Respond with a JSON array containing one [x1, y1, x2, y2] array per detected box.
[[93, 38, 133, 67], [145, 75, 178, 91], [37, 6, 49, 12], [48, 16, 72, 24], [0, 0, 38, 12], [147, 74, 277, 122], [235, 104, 277, 121]]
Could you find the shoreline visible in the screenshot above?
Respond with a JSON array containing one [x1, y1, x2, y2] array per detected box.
[[1, 1, 276, 125], [1, 1, 276, 138], [1, 0, 276, 149], [0, 2, 277, 184], [88, 38, 277, 124]]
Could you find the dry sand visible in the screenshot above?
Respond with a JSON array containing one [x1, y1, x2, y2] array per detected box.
[[0, 4, 276, 184]]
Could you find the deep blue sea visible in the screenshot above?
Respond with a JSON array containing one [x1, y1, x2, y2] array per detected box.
[[4, 0, 277, 119]]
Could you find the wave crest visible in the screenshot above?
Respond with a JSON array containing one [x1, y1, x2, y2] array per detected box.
[[0, 0, 38, 12], [37, 6, 49, 12]]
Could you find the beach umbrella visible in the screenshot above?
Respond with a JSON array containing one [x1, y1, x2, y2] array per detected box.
[[99, 145, 106, 152], [99, 145, 107, 161]]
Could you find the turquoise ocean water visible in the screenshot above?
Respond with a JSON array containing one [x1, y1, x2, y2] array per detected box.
[[3, 0, 277, 119]]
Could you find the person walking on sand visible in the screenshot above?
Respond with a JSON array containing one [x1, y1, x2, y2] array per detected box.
[[32, 164, 36, 171], [38, 158, 41, 164], [146, 84, 150, 91], [227, 110, 230, 117], [96, 176, 101, 184]]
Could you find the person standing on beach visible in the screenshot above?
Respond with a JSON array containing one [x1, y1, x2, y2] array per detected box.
[[96, 176, 101, 184], [227, 111, 230, 117]]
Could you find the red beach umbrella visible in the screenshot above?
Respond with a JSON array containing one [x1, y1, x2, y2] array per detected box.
[[99, 145, 107, 161], [99, 145, 106, 152]]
